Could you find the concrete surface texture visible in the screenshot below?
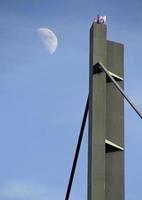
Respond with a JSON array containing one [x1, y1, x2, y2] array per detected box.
[[88, 22, 124, 200]]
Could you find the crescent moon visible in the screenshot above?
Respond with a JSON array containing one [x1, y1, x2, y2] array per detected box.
[[38, 27, 58, 54]]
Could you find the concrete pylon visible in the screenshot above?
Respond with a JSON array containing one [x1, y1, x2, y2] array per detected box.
[[88, 21, 124, 200]]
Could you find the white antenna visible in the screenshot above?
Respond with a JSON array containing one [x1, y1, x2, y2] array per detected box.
[[94, 15, 107, 24]]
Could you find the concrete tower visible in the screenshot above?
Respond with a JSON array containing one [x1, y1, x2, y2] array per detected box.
[[88, 17, 124, 200]]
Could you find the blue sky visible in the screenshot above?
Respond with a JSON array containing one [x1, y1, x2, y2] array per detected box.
[[0, 0, 142, 199]]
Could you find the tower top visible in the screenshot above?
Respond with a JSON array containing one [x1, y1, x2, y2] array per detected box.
[[94, 15, 107, 24]]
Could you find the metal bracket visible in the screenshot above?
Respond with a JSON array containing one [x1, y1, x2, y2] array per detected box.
[[93, 62, 142, 119]]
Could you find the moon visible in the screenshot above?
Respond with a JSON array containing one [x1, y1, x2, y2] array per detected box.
[[38, 27, 58, 54]]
